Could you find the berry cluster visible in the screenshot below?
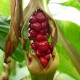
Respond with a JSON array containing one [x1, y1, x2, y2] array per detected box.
[[28, 9, 53, 68]]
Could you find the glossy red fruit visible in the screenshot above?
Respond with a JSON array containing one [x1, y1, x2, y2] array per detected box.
[[42, 53, 46, 56], [39, 29, 45, 35], [36, 50, 42, 57], [36, 12, 46, 22], [41, 21, 48, 29], [28, 57, 32, 62], [29, 30, 37, 38], [30, 22, 42, 32], [28, 35, 33, 40], [44, 54, 50, 61], [36, 34, 46, 42], [45, 33, 49, 39], [28, 23, 31, 28], [28, 29, 31, 33], [38, 41, 49, 52], [49, 45, 53, 51], [29, 16, 37, 23], [40, 57, 48, 68], [31, 42, 38, 50], [39, 28, 49, 35], [46, 49, 51, 54], [44, 28, 49, 33]]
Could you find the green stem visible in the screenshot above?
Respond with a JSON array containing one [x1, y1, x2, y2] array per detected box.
[[31, 72, 55, 80], [7, 58, 16, 75]]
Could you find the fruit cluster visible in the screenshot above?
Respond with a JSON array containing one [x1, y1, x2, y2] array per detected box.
[[28, 9, 53, 68]]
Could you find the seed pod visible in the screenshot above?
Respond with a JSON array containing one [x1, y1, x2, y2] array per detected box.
[[24, 48, 59, 80], [22, 0, 59, 80]]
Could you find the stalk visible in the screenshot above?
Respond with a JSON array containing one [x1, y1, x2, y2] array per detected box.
[[31, 72, 55, 80], [7, 58, 16, 75]]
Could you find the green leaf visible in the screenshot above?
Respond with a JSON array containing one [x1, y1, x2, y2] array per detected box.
[[60, 0, 80, 10], [0, 17, 9, 50], [0, 0, 10, 16], [56, 20, 80, 53], [56, 40, 80, 80], [0, 17, 25, 62], [0, 49, 4, 76], [46, 0, 50, 4], [11, 41, 25, 62], [55, 20, 80, 79]]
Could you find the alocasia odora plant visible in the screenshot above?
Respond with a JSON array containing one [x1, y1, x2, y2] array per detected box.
[[4, 0, 80, 80], [2, 0, 80, 80]]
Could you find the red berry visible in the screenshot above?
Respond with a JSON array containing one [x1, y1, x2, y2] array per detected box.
[[28, 35, 33, 40], [39, 28, 49, 35], [36, 34, 46, 42], [28, 23, 31, 28], [45, 33, 49, 38], [36, 50, 42, 57], [40, 57, 48, 68], [31, 42, 38, 50], [44, 28, 49, 33], [36, 12, 46, 22], [38, 41, 49, 52], [41, 21, 48, 29], [34, 41, 39, 47], [28, 29, 31, 33], [49, 45, 53, 51], [44, 54, 50, 61], [29, 16, 37, 23], [30, 22, 42, 32], [46, 49, 51, 54], [42, 53, 46, 56], [29, 30, 37, 38], [39, 29, 45, 35], [28, 57, 32, 62]]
